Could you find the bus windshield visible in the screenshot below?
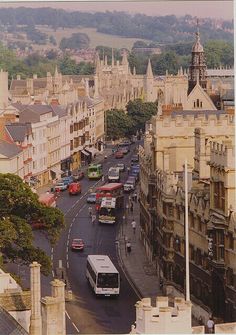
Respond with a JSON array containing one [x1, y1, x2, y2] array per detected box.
[[99, 207, 116, 216], [97, 273, 119, 288], [88, 167, 99, 173]]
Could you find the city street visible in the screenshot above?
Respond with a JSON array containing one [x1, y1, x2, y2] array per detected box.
[[53, 143, 140, 334]]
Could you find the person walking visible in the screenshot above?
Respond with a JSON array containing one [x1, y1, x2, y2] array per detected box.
[[88, 206, 92, 217], [91, 214, 96, 224], [131, 219, 136, 234], [130, 201, 134, 213], [126, 203, 129, 213], [133, 191, 138, 202], [126, 240, 131, 254], [207, 316, 214, 334]]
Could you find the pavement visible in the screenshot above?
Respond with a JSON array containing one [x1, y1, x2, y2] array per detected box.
[[117, 189, 161, 303]]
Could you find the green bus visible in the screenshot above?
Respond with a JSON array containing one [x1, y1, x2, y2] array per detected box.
[[87, 164, 103, 180]]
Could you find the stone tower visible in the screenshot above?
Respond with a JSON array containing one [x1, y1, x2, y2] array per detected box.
[[188, 24, 207, 94], [0, 69, 9, 109]]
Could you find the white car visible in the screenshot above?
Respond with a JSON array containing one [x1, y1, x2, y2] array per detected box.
[[124, 179, 135, 192], [55, 181, 67, 191]]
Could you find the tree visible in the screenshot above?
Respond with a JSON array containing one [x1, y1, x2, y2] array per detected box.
[[204, 40, 234, 68], [106, 109, 133, 140], [0, 174, 65, 275], [59, 33, 90, 50], [59, 54, 79, 75], [126, 99, 157, 134]]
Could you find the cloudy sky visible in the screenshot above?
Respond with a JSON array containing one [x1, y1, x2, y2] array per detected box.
[[0, 1, 234, 20]]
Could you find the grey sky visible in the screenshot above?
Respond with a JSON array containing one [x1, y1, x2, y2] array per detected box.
[[0, 1, 234, 20]]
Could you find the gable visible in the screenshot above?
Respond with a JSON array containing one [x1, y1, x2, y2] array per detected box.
[[185, 83, 217, 111]]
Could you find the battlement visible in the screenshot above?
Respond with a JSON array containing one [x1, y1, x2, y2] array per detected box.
[[131, 296, 192, 334], [209, 140, 235, 169]]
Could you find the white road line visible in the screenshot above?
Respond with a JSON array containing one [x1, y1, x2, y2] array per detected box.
[[67, 240, 69, 246], [72, 217, 75, 222], [52, 270, 54, 277], [65, 310, 71, 320], [72, 322, 80, 333], [66, 254, 68, 261], [67, 261, 69, 268], [75, 213, 78, 217]]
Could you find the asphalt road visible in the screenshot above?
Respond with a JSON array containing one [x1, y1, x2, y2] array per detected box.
[[53, 143, 140, 334]]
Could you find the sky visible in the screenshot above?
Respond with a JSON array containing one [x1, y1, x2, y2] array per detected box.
[[0, 0, 234, 20]]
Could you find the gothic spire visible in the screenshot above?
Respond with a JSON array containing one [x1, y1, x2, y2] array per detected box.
[[146, 59, 153, 78]]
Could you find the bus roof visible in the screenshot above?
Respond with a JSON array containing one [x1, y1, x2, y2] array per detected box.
[[96, 183, 123, 192], [100, 197, 116, 208], [89, 163, 102, 168], [87, 255, 118, 274]]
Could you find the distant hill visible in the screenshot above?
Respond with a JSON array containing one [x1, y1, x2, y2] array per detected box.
[[0, 7, 233, 44]]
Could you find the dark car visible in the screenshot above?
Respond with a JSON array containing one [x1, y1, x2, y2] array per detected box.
[[73, 170, 85, 181], [116, 163, 125, 172], [86, 193, 97, 204], [71, 238, 84, 251], [115, 151, 124, 159], [131, 155, 139, 163]]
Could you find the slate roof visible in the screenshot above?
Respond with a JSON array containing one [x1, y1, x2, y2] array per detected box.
[[221, 89, 234, 101], [5, 124, 32, 142], [0, 306, 28, 335], [0, 140, 22, 158], [51, 105, 67, 118]]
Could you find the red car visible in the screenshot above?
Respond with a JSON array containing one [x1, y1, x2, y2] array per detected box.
[[115, 151, 124, 159], [71, 238, 84, 251]]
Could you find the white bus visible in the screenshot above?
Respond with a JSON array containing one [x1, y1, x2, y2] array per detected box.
[[98, 197, 116, 224], [86, 255, 120, 296], [108, 167, 120, 182]]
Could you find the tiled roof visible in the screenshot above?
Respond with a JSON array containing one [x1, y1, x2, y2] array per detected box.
[[50, 105, 67, 117], [5, 124, 32, 142], [221, 89, 234, 101], [0, 140, 22, 158], [0, 306, 28, 335], [0, 291, 31, 311]]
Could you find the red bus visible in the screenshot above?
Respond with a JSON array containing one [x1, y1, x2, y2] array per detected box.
[[95, 183, 123, 211]]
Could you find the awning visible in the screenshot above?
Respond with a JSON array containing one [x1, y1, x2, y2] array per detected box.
[[50, 168, 63, 175], [85, 147, 98, 156], [81, 150, 90, 157]]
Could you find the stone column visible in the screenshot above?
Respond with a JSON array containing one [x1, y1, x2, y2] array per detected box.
[[51, 279, 66, 335], [29, 262, 42, 335]]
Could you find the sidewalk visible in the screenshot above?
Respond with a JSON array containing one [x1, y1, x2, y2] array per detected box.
[[117, 191, 161, 302], [36, 146, 112, 195]]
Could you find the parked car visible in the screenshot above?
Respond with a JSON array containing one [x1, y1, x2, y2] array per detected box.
[[73, 170, 84, 181], [68, 182, 82, 195], [55, 181, 67, 191], [86, 193, 97, 204], [131, 155, 139, 163], [115, 151, 124, 159], [116, 163, 125, 172], [62, 176, 74, 187], [124, 178, 136, 192], [71, 238, 84, 251], [120, 147, 129, 155]]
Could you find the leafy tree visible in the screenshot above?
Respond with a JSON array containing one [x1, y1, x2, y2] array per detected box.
[[49, 35, 57, 46], [59, 54, 79, 75], [59, 33, 90, 50], [126, 99, 157, 134], [204, 40, 234, 68], [106, 109, 133, 140], [0, 174, 65, 275], [151, 51, 179, 75]]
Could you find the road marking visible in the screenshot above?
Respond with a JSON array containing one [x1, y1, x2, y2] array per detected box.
[[72, 322, 80, 333], [67, 240, 69, 246], [67, 261, 69, 268], [75, 213, 78, 217], [66, 254, 68, 261], [52, 269, 55, 277], [72, 217, 75, 222], [65, 310, 71, 320]]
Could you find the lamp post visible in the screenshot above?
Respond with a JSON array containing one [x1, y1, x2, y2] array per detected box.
[[184, 159, 190, 302]]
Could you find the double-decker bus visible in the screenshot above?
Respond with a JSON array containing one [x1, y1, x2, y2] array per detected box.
[[87, 164, 103, 180], [95, 182, 123, 211], [86, 255, 120, 296], [98, 197, 116, 224]]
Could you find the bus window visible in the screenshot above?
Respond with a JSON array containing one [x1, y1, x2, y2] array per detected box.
[[97, 273, 119, 288]]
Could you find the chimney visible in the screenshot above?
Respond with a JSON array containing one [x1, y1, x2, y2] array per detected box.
[[29, 262, 42, 335], [17, 74, 21, 80]]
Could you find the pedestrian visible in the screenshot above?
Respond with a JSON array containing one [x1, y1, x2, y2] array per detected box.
[[126, 203, 129, 213], [126, 240, 131, 254], [127, 166, 130, 175], [130, 201, 134, 213], [131, 219, 136, 234], [91, 214, 96, 224], [133, 191, 138, 202], [159, 278, 163, 290], [123, 215, 126, 224], [207, 316, 214, 334], [88, 206, 92, 217], [101, 175, 105, 182]]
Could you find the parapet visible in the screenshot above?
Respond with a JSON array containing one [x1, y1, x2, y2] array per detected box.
[[131, 296, 192, 334], [209, 141, 235, 169]]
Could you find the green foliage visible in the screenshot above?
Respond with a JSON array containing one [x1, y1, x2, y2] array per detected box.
[[59, 33, 90, 50], [151, 51, 180, 75], [0, 174, 65, 275], [49, 35, 57, 46], [59, 54, 95, 75], [106, 99, 157, 139], [106, 109, 133, 140], [126, 99, 157, 134], [95, 46, 122, 64], [204, 40, 234, 68]]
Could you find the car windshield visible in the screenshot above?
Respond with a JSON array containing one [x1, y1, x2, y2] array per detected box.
[[88, 193, 96, 198], [126, 180, 134, 185], [73, 239, 83, 244], [97, 273, 119, 288]]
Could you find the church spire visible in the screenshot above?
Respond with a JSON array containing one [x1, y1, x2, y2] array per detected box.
[[111, 48, 114, 67], [146, 59, 153, 78], [188, 20, 207, 94]]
